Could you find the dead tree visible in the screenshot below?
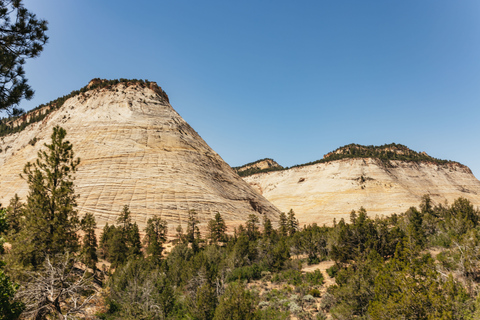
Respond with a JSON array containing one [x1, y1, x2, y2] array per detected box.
[[16, 253, 96, 319]]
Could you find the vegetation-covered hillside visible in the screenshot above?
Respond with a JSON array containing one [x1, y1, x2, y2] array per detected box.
[[234, 158, 283, 177]]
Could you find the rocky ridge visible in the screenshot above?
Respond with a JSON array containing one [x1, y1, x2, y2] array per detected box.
[[243, 147, 480, 226], [234, 158, 283, 177], [0, 80, 280, 232]]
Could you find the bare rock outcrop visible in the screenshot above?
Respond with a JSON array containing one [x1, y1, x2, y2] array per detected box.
[[0, 81, 279, 232]]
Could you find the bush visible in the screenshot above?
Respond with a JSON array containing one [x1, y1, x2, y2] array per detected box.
[[227, 263, 263, 282], [309, 288, 321, 297], [326, 264, 340, 278], [305, 270, 324, 286]]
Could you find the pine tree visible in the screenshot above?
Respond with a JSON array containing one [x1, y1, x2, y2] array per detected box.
[[262, 216, 274, 239], [80, 213, 98, 270], [176, 224, 184, 243], [245, 214, 260, 241], [279, 212, 288, 237], [117, 205, 132, 232], [287, 209, 299, 236], [143, 215, 168, 261], [208, 212, 227, 244], [128, 223, 142, 257], [187, 210, 201, 252], [101, 205, 143, 265], [0, 0, 48, 112], [12, 126, 80, 268], [99, 223, 114, 260], [5, 194, 23, 235]]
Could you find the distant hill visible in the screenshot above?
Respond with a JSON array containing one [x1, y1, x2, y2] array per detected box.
[[237, 143, 463, 178], [242, 144, 480, 226]]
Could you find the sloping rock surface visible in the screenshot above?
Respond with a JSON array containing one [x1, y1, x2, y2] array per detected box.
[[243, 158, 480, 226], [0, 82, 279, 231]]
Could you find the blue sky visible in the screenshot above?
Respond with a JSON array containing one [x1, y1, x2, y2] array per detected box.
[[18, 1, 480, 177]]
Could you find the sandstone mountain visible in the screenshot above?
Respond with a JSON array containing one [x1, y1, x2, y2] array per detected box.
[[0, 79, 279, 232], [242, 144, 480, 226]]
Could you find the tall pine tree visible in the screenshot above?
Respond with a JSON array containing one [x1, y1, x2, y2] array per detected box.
[[12, 126, 80, 268], [143, 215, 168, 262], [80, 213, 98, 270]]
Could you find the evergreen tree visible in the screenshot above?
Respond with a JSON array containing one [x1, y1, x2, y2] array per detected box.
[[128, 223, 142, 257], [262, 216, 274, 239], [143, 215, 168, 261], [176, 224, 184, 243], [107, 230, 128, 266], [278, 212, 288, 237], [117, 205, 132, 233], [193, 282, 217, 320], [213, 282, 257, 320], [0, 209, 7, 255], [5, 194, 23, 235], [187, 210, 201, 252], [12, 126, 80, 268], [287, 209, 299, 236], [208, 212, 227, 244], [98, 223, 114, 260], [406, 207, 426, 249], [245, 214, 260, 241], [0, 0, 48, 112], [0, 264, 24, 320], [80, 213, 98, 270]]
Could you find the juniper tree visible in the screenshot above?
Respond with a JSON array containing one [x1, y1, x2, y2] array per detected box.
[[12, 126, 80, 268]]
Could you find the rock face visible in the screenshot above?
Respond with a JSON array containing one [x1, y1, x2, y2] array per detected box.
[[243, 157, 480, 226], [0, 81, 279, 232]]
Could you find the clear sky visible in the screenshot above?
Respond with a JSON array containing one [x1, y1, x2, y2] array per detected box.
[[16, 1, 480, 178]]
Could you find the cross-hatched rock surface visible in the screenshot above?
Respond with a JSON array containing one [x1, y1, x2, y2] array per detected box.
[[243, 158, 480, 226], [0, 83, 280, 232]]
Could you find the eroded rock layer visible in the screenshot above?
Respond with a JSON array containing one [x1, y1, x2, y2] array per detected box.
[[243, 158, 480, 226], [0, 82, 280, 232]]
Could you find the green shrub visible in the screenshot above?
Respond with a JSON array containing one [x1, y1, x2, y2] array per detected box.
[[227, 263, 263, 282], [305, 270, 324, 286], [326, 264, 340, 278]]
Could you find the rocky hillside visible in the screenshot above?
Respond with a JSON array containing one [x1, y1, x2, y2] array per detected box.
[[0, 79, 280, 232], [243, 145, 480, 226]]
